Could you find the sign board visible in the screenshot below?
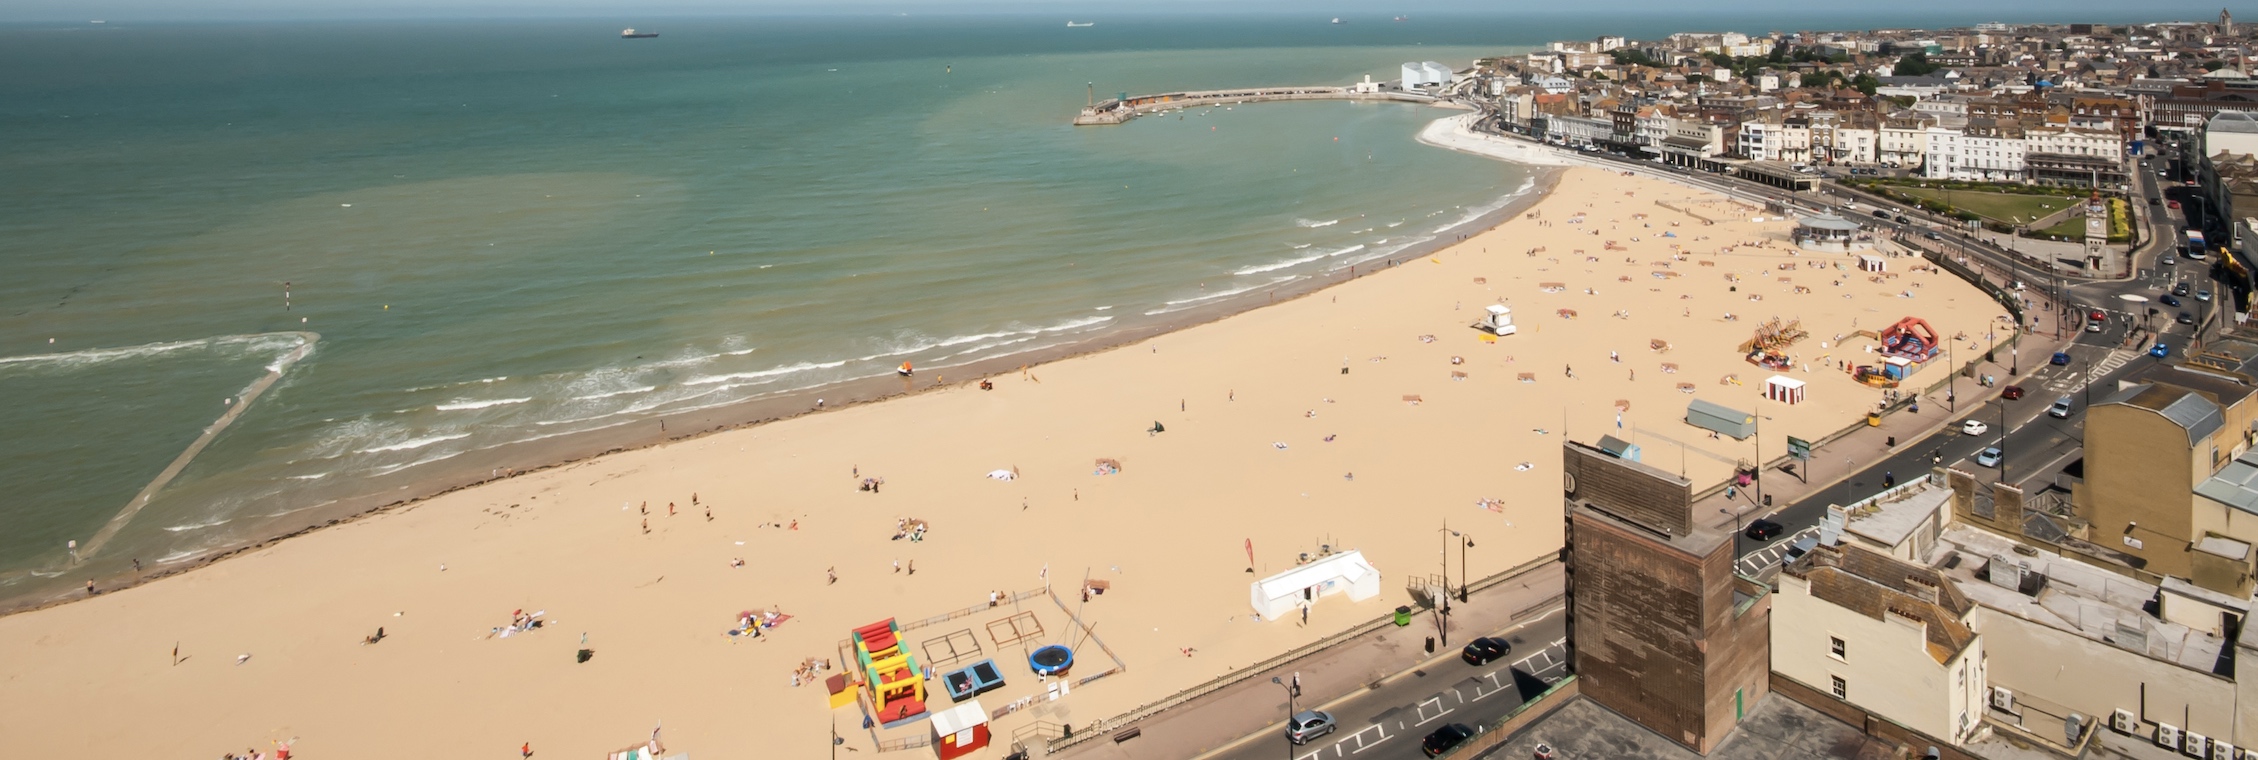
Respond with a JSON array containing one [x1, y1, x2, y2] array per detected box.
[[1786, 436, 1813, 461]]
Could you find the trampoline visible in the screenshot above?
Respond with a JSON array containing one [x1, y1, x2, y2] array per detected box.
[[1029, 645, 1074, 677]]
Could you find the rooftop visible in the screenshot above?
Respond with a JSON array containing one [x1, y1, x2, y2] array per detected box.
[[1787, 544, 1977, 665], [2195, 448, 2258, 516], [1483, 693, 1881, 760], [1932, 526, 2229, 676], [1841, 479, 1952, 549], [2096, 383, 2225, 446]]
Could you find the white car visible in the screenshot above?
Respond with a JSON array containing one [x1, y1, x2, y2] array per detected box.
[[1962, 420, 1989, 436]]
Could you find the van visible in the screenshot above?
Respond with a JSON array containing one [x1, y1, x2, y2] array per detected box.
[[2048, 397, 2073, 418]]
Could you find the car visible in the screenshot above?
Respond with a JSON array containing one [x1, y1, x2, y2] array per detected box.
[[2089, 308, 2108, 321], [2178, 311, 2195, 325], [2001, 385, 2026, 400], [2086, 319, 2103, 332], [2169, 200, 2183, 209], [1975, 447, 2003, 468], [2198, 289, 2212, 301], [1895, 214, 1911, 223], [2049, 397, 2074, 418], [1784, 535, 1820, 561], [2152, 342, 2172, 358], [2161, 294, 2182, 307], [1462, 636, 1513, 666], [1923, 230, 1942, 240], [2151, 197, 2165, 206], [1422, 724, 1479, 757], [2173, 282, 2191, 296], [1872, 208, 1891, 218], [1745, 519, 1785, 541], [2051, 352, 2072, 366], [1962, 419, 1989, 436], [2162, 254, 2178, 266], [1287, 710, 1337, 744]]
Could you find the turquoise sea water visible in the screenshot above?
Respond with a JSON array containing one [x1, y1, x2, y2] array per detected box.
[[0, 9, 2183, 602]]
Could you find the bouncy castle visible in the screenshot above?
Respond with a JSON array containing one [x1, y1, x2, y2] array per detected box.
[[1878, 317, 1941, 363], [851, 618, 929, 727]]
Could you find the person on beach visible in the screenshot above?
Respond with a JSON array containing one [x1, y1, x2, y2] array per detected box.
[[893, 559, 900, 574], [84, 580, 95, 596], [641, 519, 649, 534], [828, 567, 838, 585], [667, 502, 675, 517]]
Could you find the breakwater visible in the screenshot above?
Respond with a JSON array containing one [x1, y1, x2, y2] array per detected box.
[[1073, 85, 1457, 125]]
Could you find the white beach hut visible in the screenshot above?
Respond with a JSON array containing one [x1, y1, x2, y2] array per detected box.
[[1763, 375, 1806, 405], [1250, 550, 1381, 621], [1474, 304, 1518, 336]]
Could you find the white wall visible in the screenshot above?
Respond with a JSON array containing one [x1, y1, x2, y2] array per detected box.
[[1774, 573, 1979, 742], [1973, 607, 2239, 742]]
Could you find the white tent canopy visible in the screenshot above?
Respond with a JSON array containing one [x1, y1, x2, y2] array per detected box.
[[1250, 550, 1382, 620]]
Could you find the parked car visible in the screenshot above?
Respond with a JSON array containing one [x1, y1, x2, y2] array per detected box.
[[2162, 294, 2182, 307], [1462, 637, 1513, 666], [1422, 724, 1479, 757], [1962, 419, 1989, 436], [2152, 342, 2173, 358], [2050, 352, 2072, 366], [2179, 311, 2196, 325], [1287, 710, 1337, 745], [1975, 447, 2003, 468], [2049, 397, 2074, 419], [1744, 519, 1785, 541], [2001, 385, 2027, 400]]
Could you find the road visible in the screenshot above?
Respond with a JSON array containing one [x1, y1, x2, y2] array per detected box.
[[1204, 608, 1568, 760]]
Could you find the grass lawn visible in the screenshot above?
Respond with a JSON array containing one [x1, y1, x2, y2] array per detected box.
[[1890, 187, 2079, 225]]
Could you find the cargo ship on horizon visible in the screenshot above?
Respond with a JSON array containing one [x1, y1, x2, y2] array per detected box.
[[621, 28, 658, 38]]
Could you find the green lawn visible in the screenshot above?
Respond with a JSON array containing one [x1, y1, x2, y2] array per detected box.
[[1890, 187, 2079, 225]]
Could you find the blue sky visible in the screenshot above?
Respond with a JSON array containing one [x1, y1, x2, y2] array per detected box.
[[0, 0, 2242, 23]]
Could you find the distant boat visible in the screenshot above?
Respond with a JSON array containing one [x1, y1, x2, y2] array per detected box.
[[1393, 15, 1408, 21], [620, 28, 658, 38], [1331, 18, 1344, 24], [1066, 21, 1094, 27]]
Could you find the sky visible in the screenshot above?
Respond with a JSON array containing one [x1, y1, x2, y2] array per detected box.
[[0, 0, 2242, 23]]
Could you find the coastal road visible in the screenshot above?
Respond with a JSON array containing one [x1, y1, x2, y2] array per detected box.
[[1200, 608, 1568, 760]]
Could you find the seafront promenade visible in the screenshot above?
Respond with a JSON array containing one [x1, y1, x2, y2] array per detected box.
[[1072, 86, 1454, 125]]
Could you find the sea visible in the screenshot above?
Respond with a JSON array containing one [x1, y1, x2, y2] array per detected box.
[[0, 8, 2176, 605]]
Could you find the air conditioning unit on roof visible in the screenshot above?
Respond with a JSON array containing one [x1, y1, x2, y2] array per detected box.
[[2112, 709, 2139, 734], [2160, 724, 2182, 749], [2209, 740, 2233, 760], [2184, 731, 2209, 756], [1989, 686, 2015, 711]]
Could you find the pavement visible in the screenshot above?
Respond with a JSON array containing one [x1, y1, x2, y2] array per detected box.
[[1047, 562, 1566, 760]]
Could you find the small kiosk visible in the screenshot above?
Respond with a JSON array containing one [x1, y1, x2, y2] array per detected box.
[[930, 699, 991, 760], [1472, 304, 1519, 336], [1250, 550, 1381, 620], [1762, 375, 1805, 405]]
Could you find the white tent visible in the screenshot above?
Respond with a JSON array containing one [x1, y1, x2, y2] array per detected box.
[[1249, 550, 1382, 620]]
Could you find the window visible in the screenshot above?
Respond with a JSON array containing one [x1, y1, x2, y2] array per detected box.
[[1831, 675, 1848, 699], [1829, 636, 1846, 659]]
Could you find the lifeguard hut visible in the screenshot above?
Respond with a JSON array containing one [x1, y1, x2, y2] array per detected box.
[[850, 618, 929, 728], [1473, 304, 1518, 336]]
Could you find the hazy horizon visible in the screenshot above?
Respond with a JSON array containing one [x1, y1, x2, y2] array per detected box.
[[2, 1, 2245, 24]]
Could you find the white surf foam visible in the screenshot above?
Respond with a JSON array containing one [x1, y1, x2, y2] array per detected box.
[[356, 432, 470, 454], [1294, 218, 1339, 228], [684, 360, 851, 386], [436, 397, 532, 411]]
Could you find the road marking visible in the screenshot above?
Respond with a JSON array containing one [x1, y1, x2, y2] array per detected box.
[[1413, 696, 1454, 726]]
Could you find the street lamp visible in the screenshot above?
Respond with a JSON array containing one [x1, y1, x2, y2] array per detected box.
[[1447, 530, 1475, 603], [1435, 521, 1453, 647], [1271, 676, 1297, 760]]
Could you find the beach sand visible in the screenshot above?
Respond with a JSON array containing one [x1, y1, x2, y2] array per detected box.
[[0, 166, 2008, 757]]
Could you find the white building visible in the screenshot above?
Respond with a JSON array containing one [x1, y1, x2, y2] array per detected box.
[[1833, 126, 1879, 165], [1528, 75, 1573, 95], [2025, 125, 2123, 160], [1737, 119, 1811, 163], [1881, 114, 1934, 168], [1545, 114, 1614, 146], [1924, 127, 2025, 182], [1774, 544, 1989, 746], [1401, 61, 1453, 88]]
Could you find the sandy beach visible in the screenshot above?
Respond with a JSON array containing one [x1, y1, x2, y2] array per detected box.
[[0, 164, 2009, 757]]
